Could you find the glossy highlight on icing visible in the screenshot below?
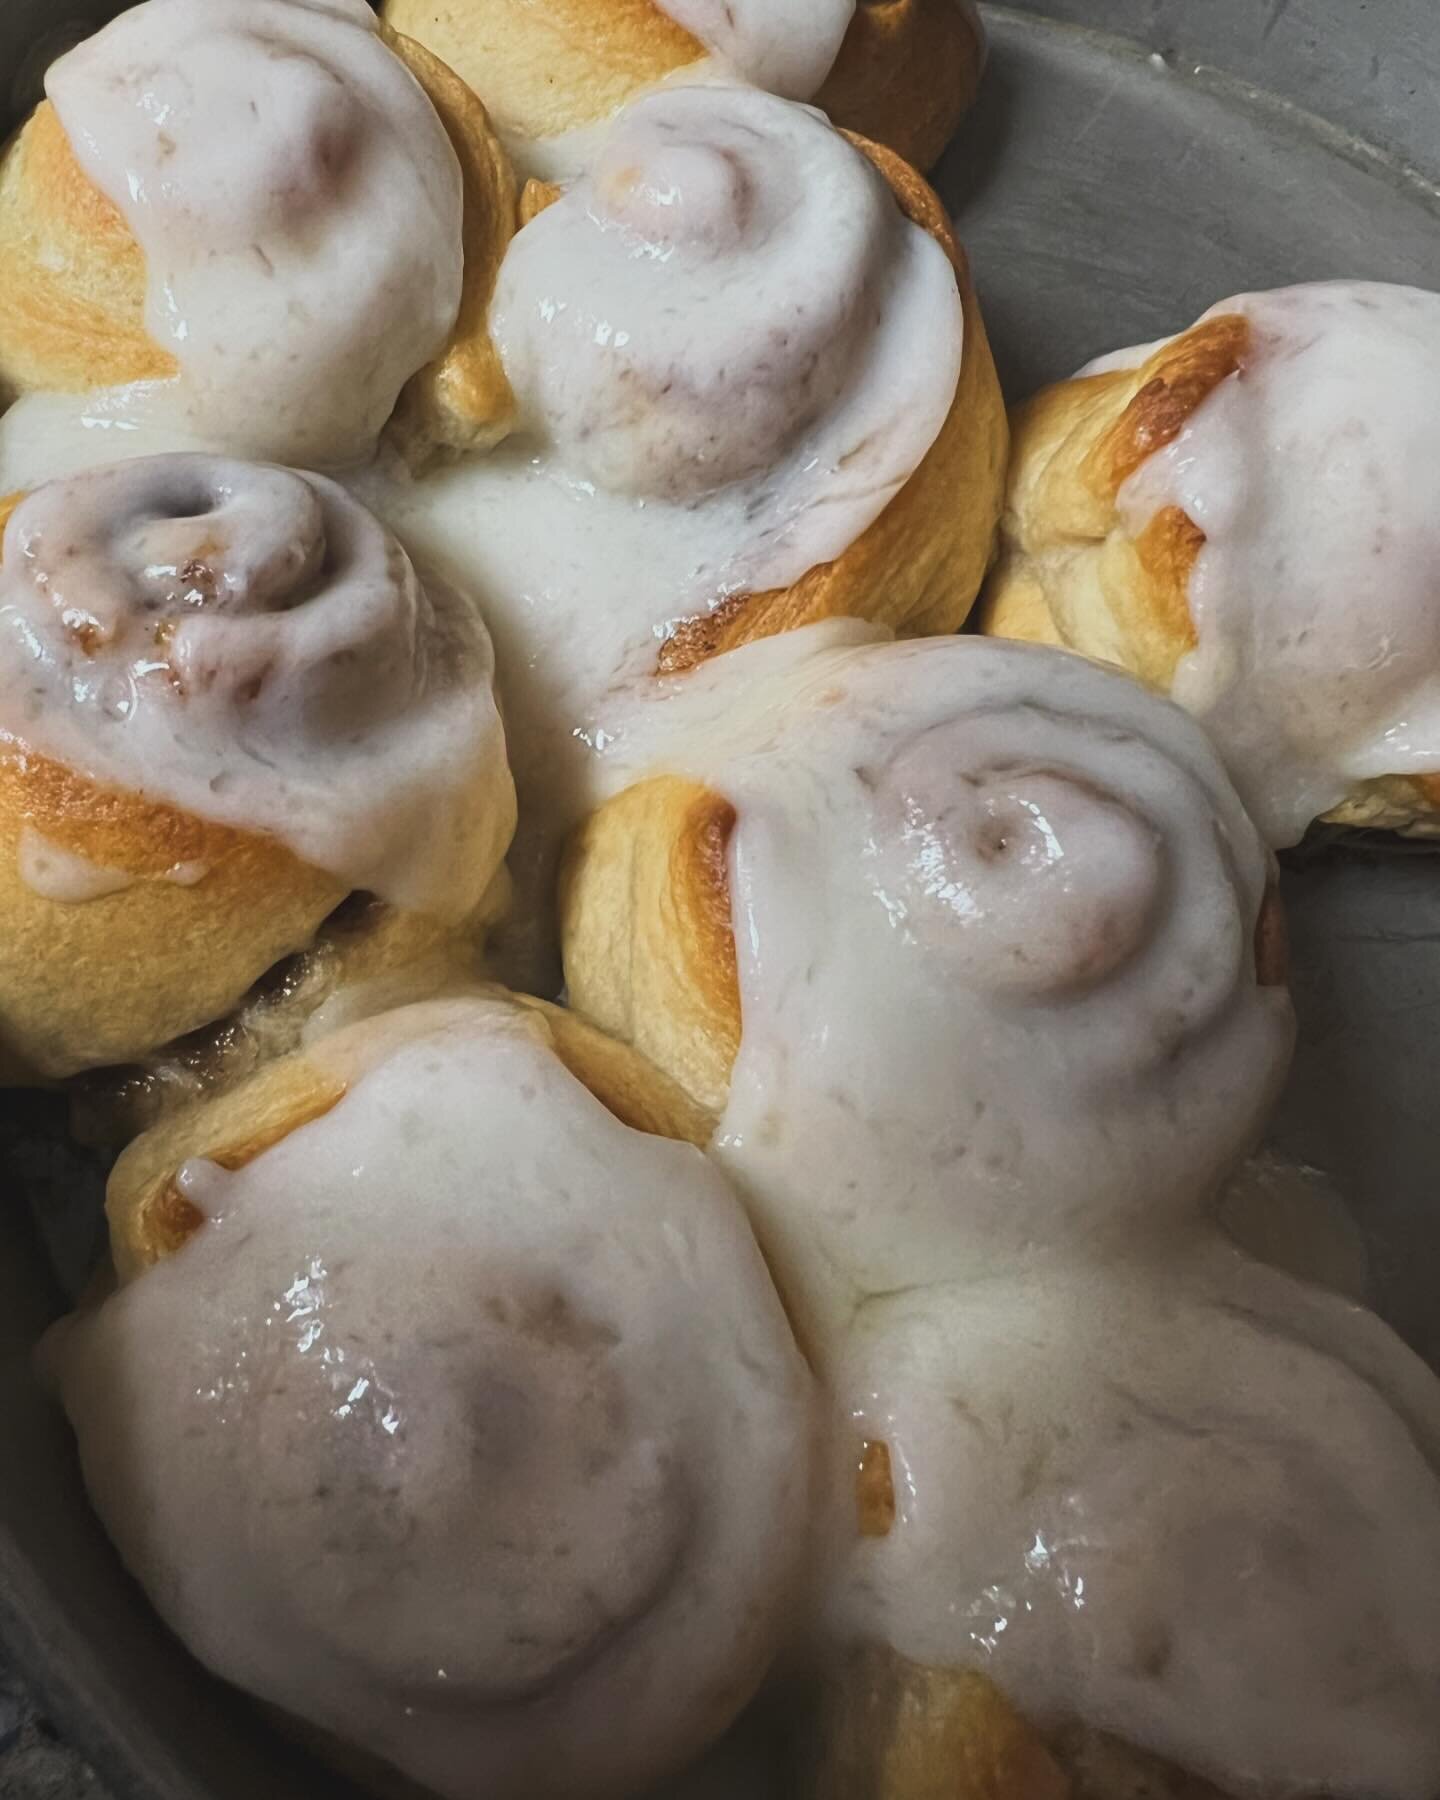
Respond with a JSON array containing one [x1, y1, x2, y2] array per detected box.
[[47, 998, 813, 1800], [830, 1244, 1440, 1799]]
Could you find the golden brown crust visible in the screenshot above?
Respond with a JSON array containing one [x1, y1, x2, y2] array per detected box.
[[0, 36, 519, 458], [798, 1644, 1257, 1800], [815, 0, 986, 172], [385, 28, 519, 457], [382, 0, 982, 169], [658, 135, 1007, 671], [560, 775, 741, 1127], [105, 987, 713, 1280], [0, 737, 348, 1081], [0, 103, 175, 396], [799, 1650, 1071, 1800], [980, 316, 1250, 693], [383, 0, 702, 143], [69, 897, 499, 1149]]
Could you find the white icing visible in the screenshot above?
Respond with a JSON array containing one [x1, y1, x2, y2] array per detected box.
[[17, 825, 134, 902], [0, 384, 222, 495], [1115, 282, 1440, 846], [656, 0, 856, 100], [1218, 1147, 1369, 1302], [45, 0, 463, 467], [589, 627, 1292, 1348], [356, 83, 961, 970], [0, 455, 513, 920], [828, 1243, 1440, 1799], [48, 997, 812, 1800]]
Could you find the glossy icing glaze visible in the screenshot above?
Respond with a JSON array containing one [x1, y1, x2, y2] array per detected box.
[[360, 83, 962, 969], [599, 625, 1293, 1347], [47, 997, 814, 1799], [1115, 282, 1440, 845], [828, 1240, 1440, 1799], [43, 0, 463, 466], [0, 455, 513, 918]]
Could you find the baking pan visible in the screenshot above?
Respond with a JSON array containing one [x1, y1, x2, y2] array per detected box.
[[2, 2, 1439, 1795]]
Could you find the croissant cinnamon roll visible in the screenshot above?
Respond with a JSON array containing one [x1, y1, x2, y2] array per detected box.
[[0, 453, 514, 1079], [0, 0, 516, 479], [561, 625, 1293, 1349], [812, 1245, 1440, 1799], [46, 991, 812, 1800], [981, 281, 1440, 846], [377, 82, 1005, 974], [381, 0, 985, 177]]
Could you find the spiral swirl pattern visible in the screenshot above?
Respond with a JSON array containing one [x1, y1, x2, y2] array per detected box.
[[0, 454, 510, 918], [634, 627, 1294, 1340], [490, 82, 962, 595], [47, 0, 463, 465]]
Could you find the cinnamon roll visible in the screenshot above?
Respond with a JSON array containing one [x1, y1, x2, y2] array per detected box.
[[47, 991, 812, 1800], [0, 453, 514, 1079], [981, 281, 1440, 846], [0, 0, 516, 480], [561, 625, 1293, 1349], [372, 82, 1005, 976], [813, 1244, 1440, 1799], [381, 0, 985, 177]]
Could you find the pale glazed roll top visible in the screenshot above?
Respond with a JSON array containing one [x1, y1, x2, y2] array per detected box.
[[52, 994, 812, 1800], [0, 454, 514, 921], [563, 625, 1293, 1346], [830, 1249, 1440, 1798], [985, 280, 1440, 845], [490, 83, 965, 604], [0, 0, 517, 472]]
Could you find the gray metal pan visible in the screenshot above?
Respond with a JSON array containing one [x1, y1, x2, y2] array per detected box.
[[1, 3, 1438, 1795]]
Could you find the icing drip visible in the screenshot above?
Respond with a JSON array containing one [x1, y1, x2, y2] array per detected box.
[[47, 998, 812, 1800], [45, 0, 463, 466], [17, 825, 133, 902], [655, 0, 856, 101], [0, 455, 513, 918], [1116, 282, 1440, 845]]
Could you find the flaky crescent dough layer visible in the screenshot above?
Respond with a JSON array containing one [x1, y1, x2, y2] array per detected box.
[[0, 7, 516, 463], [381, 0, 985, 173], [981, 282, 1440, 844]]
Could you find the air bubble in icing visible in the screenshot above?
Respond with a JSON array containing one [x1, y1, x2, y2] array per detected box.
[[45, 0, 464, 466], [0, 455, 513, 920]]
